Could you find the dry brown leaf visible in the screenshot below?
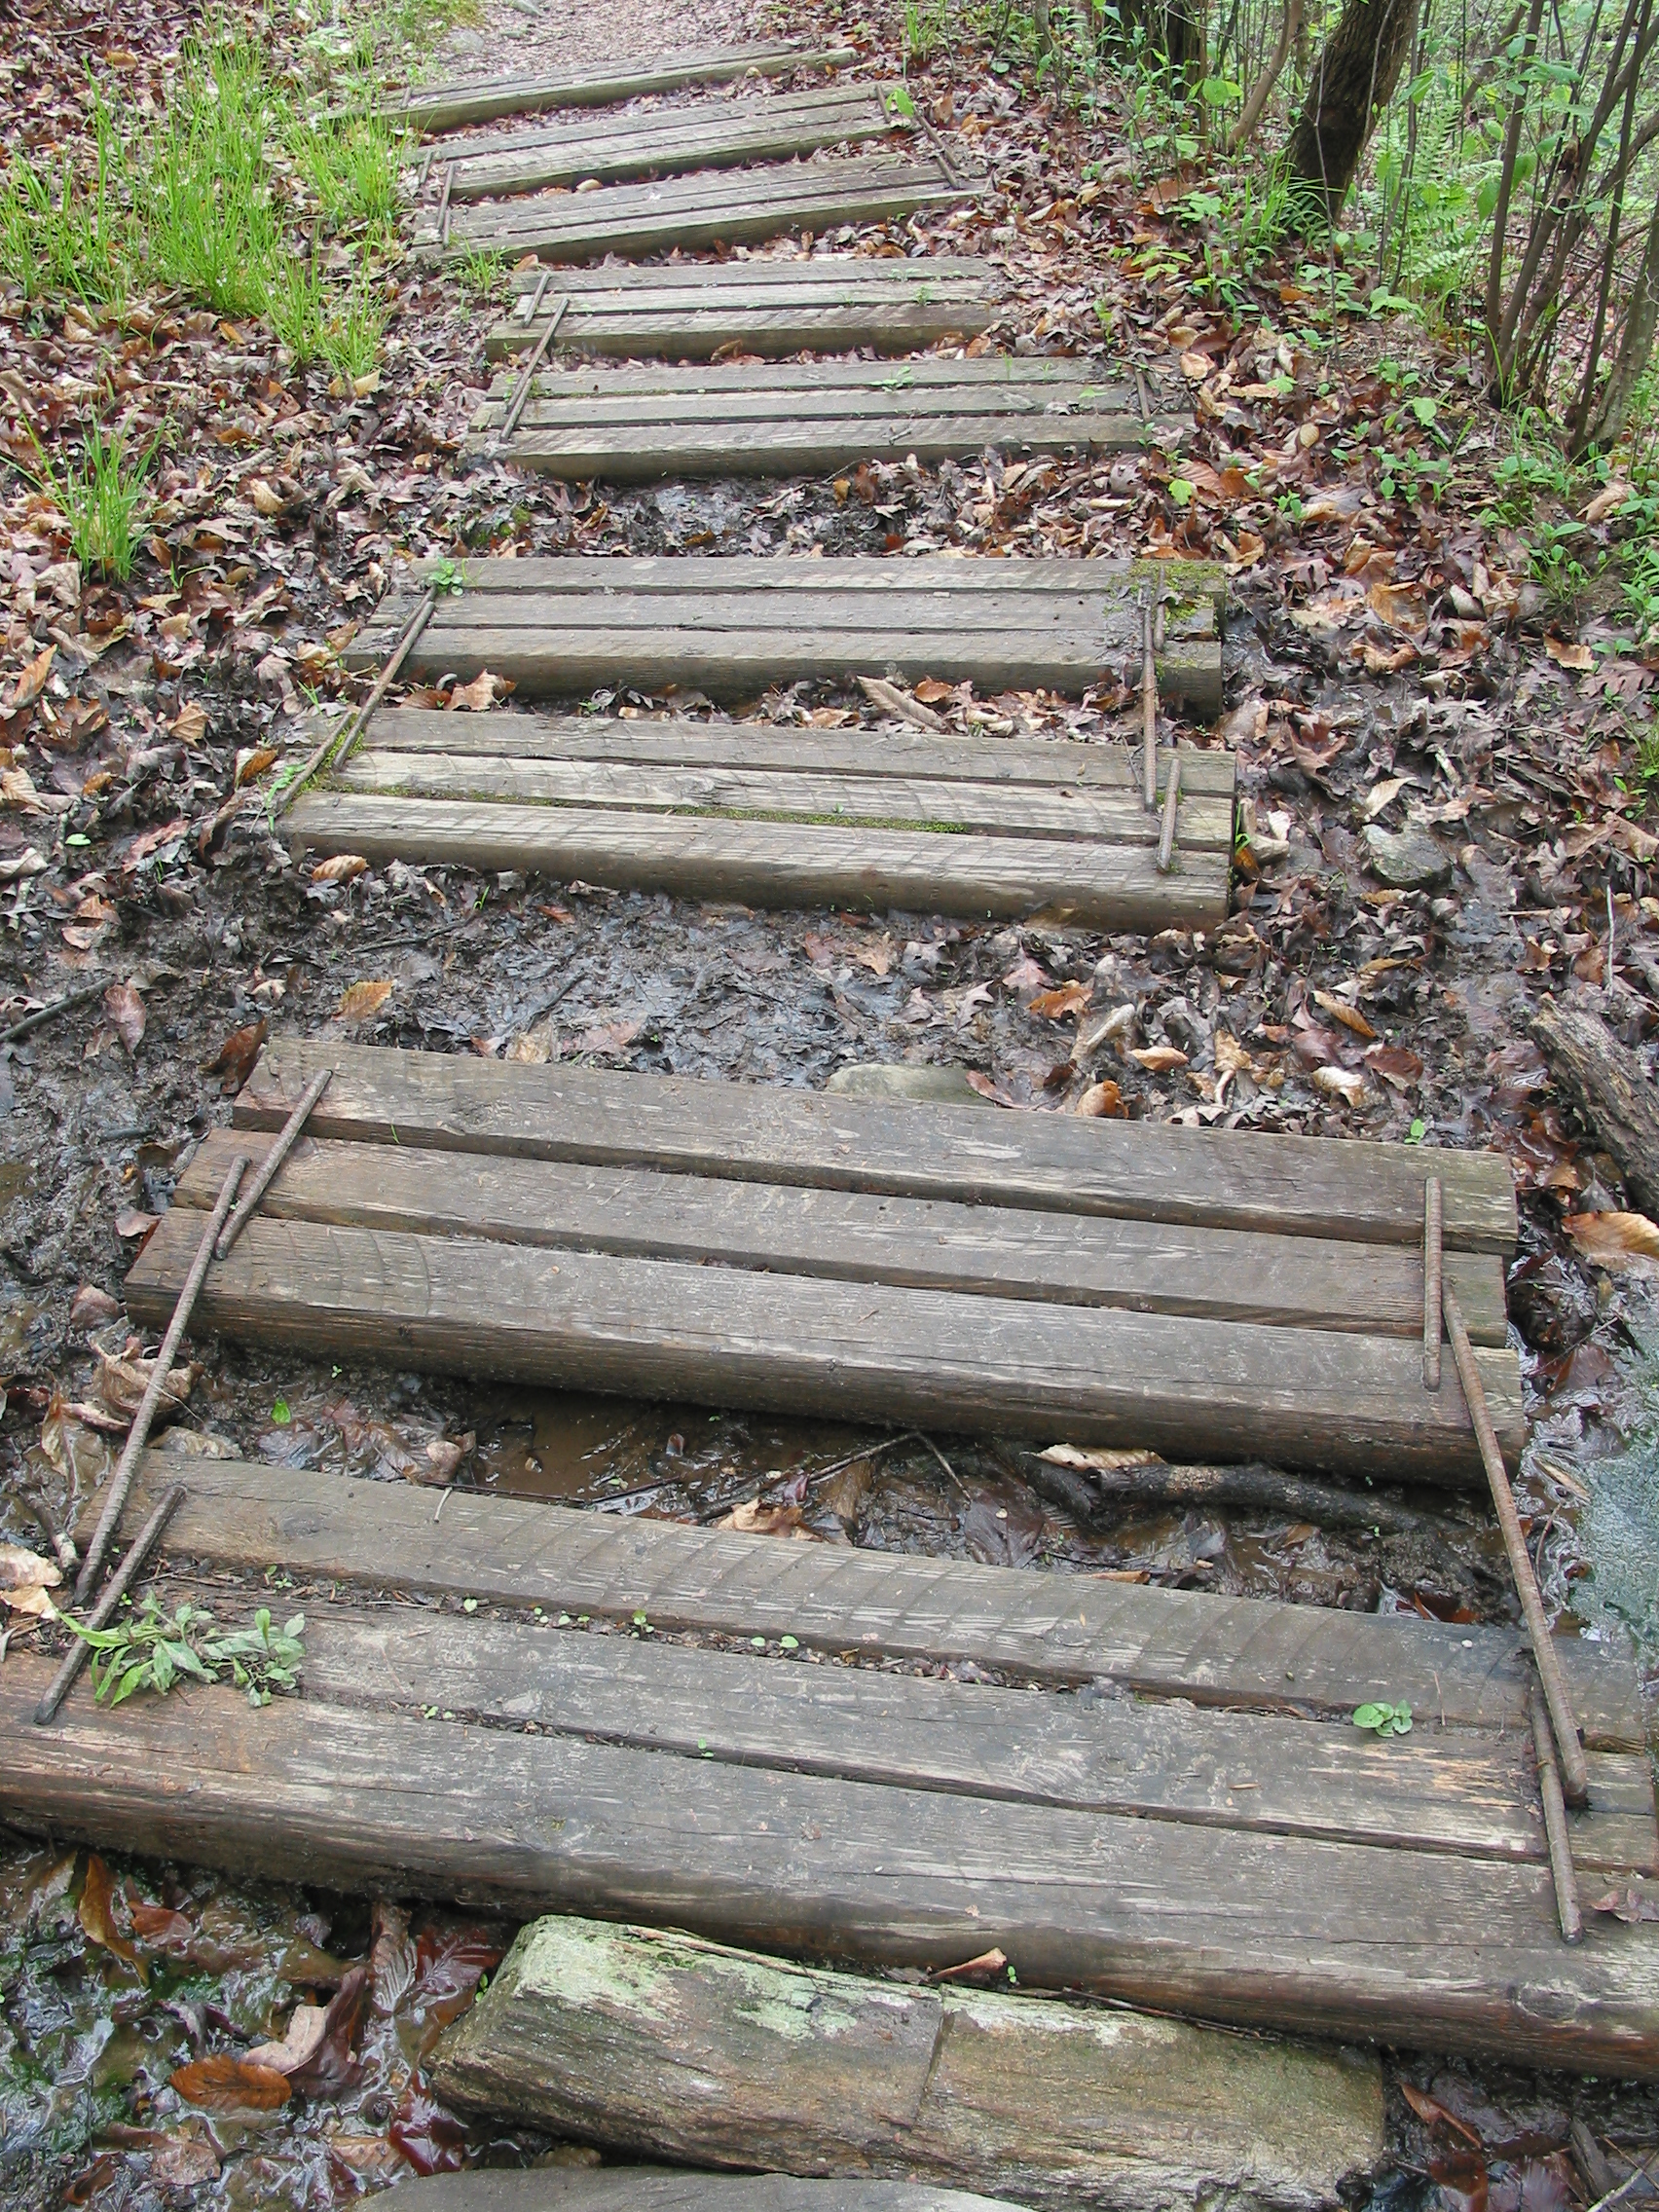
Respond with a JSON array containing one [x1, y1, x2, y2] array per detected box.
[[449, 669, 513, 712], [234, 743, 277, 787], [1587, 1884, 1659, 1923], [1313, 990, 1379, 1041], [505, 1023, 555, 1064], [6, 643, 55, 714], [1073, 1079, 1126, 1118], [0, 1541, 61, 1593], [1544, 637, 1593, 672], [336, 978, 394, 1022], [79, 1855, 140, 1968], [312, 853, 369, 884], [1565, 1211, 1659, 1273], [171, 703, 208, 745], [244, 2003, 329, 2076], [1, 765, 45, 813], [1029, 983, 1090, 1021], [848, 938, 895, 977], [912, 678, 953, 703], [203, 1016, 268, 1091], [1128, 1044, 1189, 1072], [103, 980, 146, 1056], [246, 477, 284, 517], [1584, 481, 1630, 527], [1368, 581, 1428, 633], [170, 2054, 291, 2112], [150, 2127, 220, 2188], [717, 1497, 819, 1539], [1312, 1064, 1368, 1105], [94, 1345, 199, 1422]]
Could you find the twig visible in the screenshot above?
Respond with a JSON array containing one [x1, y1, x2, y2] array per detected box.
[[1156, 751, 1181, 873], [72, 1157, 247, 1606], [34, 1484, 186, 1725], [1530, 1684, 1583, 1941], [1422, 1174, 1443, 1390], [1581, 2153, 1659, 2212], [1, 980, 107, 1047], [1607, 883, 1617, 999], [489, 295, 570, 452], [270, 588, 439, 821], [215, 1069, 333, 1259], [912, 1429, 970, 1497], [858, 674, 948, 733], [1443, 1286, 1590, 1806]]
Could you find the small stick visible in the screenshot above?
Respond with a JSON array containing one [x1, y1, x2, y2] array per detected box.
[[514, 265, 552, 329], [1133, 366, 1151, 423], [858, 673, 948, 734], [1140, 590, 1158, 811], [417, 145, 434, 191], [72, 1157, 247, 1606], [1, 979, 107, 1047], [491, 294, 570, 451], [1443, 1286, 1590, 1807], [34, 1485, 187, 1726], [1156, 750, 1181, 873], [1606, 883, 1616, 1000], [1530, 1684, 1583, 1941], [437, 160, 456, 248], [1422, 1174, 1443, 1390], [215, 1069, 333, 1260], [271, 588, 439, 820]]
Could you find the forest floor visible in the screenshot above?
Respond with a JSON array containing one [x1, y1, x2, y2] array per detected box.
[[2, 0, 1659, 2203]]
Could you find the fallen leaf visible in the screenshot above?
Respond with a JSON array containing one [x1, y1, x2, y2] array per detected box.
[[6, 643, 55, 714], [964, 1070, 1017, 1106], [0, 1541, 61, 1593], [79, 1855, 141, 1969], [931, 1946, 1009, 1980], [1587, 1884, 1659, 1923], [115, 1206, 159, 1239], [1584, 481, 1630, 527], [1128, 1044, 1189, 1072], [718, 1497, 818, 1538], [94, 1346, 199, 1422], [1312, 1064, 1369, 1105], [336, 978, 394, 1021], [170, 2054, 291, 2112], [128, 1899, 194, 1945], [1313, 989, 1379, 1040], [203, 1017, 268, 1092], [1565, 1211, 1659, 1274], [288, 1963, 372, 2099], [912, 678, 953, 703], [1400, 2082, 1484, 2146], [848, 938, 895, 977], [1431, 2147, 1491, 2212], [1365, 1043, 1423, 1088], [312, 854, 369, 884], [70, 1283, 123, 1328], [234, 743, 277, 787], [247, 477, 284, 517], [244, 2003, 330, 2076], [1544, 637, 1593, 672], [149, 2127, 219, 2188], [505, 1023, 555, 1064], [1368, 581, 1428, 633], [1073, 1079, 1126, 1117], [448, 670, 513, 712], [1029, 983, 1090, 1020], [171, 703, 208, 745], [103, 980, 146, 1056]]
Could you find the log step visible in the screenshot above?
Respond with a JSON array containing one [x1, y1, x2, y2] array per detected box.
[[395, 40, 859, 134]]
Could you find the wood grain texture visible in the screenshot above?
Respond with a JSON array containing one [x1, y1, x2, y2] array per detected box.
[[431, 1918, 1385, 2212], [397, 42, 858, 133], [286, 793, 1231, 929], [419, 155, 972, 266], [6, 1650, 1657, 2074], [233, 1042, 1519, 1252], [124, 1206, 1520, 1479], [172, 1128, 1507, 1343], [358, 708, 1238, 793], [389, 2182, 1034, 2212], [440, 87, 895, 199]]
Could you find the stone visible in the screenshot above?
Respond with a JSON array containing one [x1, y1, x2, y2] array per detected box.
[[1363, 823, 1453, 893]]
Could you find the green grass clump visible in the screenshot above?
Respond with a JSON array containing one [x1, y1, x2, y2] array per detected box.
[[35, 421, 159, 581]]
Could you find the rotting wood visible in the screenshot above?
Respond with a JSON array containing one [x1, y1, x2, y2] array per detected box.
[[436, 86, 897, 201], [1531, 995, 1659, 1217], [394, 41, 859, 134], [1011, 1445, 1442, 1532], [342, 555, 1226, 711], [418, 154, 973, 267], [431, 1915, 1385, 2212], [484, 256, 1001, 363], [73, 1452, 1648, 1747], [4, 1640, 1657, 2074], [231, 1042, 1518, 1252]]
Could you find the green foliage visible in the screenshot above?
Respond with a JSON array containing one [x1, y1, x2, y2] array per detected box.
[[1351, 1699, 1414, 1736], [429, 556, 465, 594], [69, 1595, 306, 1709], [0, 94, 127, 302], [33, 420, 159, 581]]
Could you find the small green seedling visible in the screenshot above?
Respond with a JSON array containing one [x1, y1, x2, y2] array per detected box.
[[429, 556, 464, 595], [1352, 1700, 1413, 1736], [69, 1594, 305, 1708]]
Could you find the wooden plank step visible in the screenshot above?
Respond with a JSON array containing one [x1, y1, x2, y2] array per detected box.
[[127, 1044, 1521, 1482], [467, 357, 1180, 481], [171, 1126, 1508, 1345], [345, 557, 1226, 712], [437, 86, 896, 201], [396, 41, 859, 133], [79, 1453, 1650, 1750], [418, 154, 974, 266], [485, 256, 1001, 362], [229, 1042, 1520, 1254]]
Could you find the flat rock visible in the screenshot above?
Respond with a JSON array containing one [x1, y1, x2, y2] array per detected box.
[[1364, 822, 1452, 892], [826, 1064, 988, 1108]]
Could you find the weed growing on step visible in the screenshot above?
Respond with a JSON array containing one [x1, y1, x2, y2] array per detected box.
[[69, 1594, 306, 1709]]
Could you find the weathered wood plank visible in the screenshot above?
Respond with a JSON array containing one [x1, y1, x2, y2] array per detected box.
[[421, 155, 972, 266], [332, 750, 1236, 845], [440, 87, 895, 200], [359, 708, 1239, 794], [7, 1653, 1657, 2073], [392, 2183, 1033, 2212], [486, 255, 1000, 359], [172, 1127, 1508, 1345], [431, 1919, 1385, 2212], [83, 1455, 1647, 1747], [492, 353, 1138, 394], [123, 1207, 1521, 1479], [265, 1596, 1654, 1872], [397, 42, 859, 133], [285, 793, 1231, 930], [233, 1043, 1519, 1252]]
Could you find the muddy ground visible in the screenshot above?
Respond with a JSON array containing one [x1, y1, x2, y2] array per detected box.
[[3, 0, 1659, 2200]]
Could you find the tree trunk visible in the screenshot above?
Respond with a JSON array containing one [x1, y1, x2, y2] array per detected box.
[[1228, 0, 1305, 152], [1531, 996, 1659, 1214], [1284, 0, 1423, 223]]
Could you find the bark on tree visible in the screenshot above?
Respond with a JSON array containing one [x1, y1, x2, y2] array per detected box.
[[1284, 0, 1423, 223], [1228, 0, 1305, 152], [1531, 997, 1659, 1216]]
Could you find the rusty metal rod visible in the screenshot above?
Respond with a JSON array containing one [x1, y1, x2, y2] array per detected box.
[[1422, 1174, 1443, 1390], [1140, 591, 1157, 812], [492, 294, 571, 450], [34, 1485, 187, 1725], [215, 1069, 333, 1259], [71, 1157, 247, 1606], [1156, 751, 1181, 873], [437, 160, 456, 247], [1530, 1685, 1583, 1941], [271, 588, 439, 821], [1443, 1285, 1590, 1807]]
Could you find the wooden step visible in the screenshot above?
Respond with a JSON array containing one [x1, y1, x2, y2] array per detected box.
[[485, 256, 1001, 362], [434, 86, 897, 201], [418, 153, 973, 266], [396, 40, 859, 133], [289, 706, 1234, 931], [2, 1454, 1651, 2078], [124, 1043, 1522, 1483], [467, 356, 1183, 480], [344, 557, 1227, 712]]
